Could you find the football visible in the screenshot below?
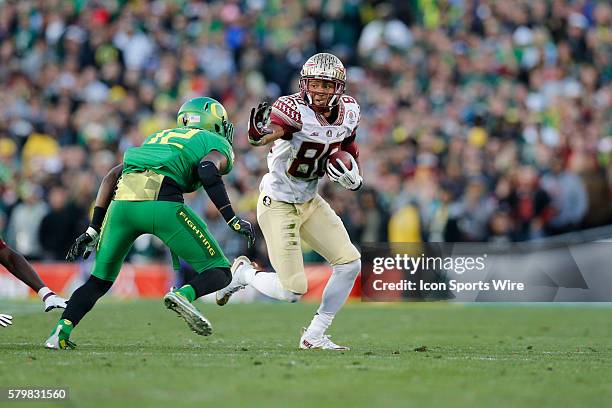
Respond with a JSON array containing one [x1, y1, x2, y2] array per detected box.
[[326, 150, 353, 175]]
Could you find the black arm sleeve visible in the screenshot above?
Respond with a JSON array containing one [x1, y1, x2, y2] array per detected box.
[[90, 206, 107, 231], [198, 161, 235, 222]]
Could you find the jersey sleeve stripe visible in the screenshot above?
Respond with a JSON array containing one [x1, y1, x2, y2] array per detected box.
[[271, 106, 302, 130]]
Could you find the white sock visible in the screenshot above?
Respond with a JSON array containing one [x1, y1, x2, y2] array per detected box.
[[304, 312, 334, 339], [37, 287, 53, 301], [305, 259, 361, 338], [250, 272, 301, 302]]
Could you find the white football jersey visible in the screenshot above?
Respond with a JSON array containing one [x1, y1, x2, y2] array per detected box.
[[260, 92, 360, 203]]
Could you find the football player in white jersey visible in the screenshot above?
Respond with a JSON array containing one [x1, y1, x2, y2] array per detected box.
[[216, 53, 363, 350]]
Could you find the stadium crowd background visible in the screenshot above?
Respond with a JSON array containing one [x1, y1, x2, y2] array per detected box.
[[0, 0, 610, 266]]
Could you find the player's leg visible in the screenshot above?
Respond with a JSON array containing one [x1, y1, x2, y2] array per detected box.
[[45, 201, 143, 349], [216, 193, 305, 304], [154, 202, 231, 335], [0, 240, 67, 311], [298, 194, 361, 350]]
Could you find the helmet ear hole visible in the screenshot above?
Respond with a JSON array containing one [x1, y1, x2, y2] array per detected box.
[[182, 115, 188, 126], [215, 124, 220, 132]]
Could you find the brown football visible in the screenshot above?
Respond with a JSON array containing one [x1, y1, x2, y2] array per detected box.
[[327, 150, 353, 175]]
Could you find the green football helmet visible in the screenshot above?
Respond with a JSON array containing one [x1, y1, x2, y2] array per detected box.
[[177, 97, 235, 144]]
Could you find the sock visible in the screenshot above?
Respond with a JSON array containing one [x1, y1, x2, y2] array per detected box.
[[304, 312, 334, 339], [175, 285, 196, 302], [38, 286, 54, 301], [61, 276, 113, 327], [250, 272, 301, 302], [305, 259, 361, 338], [186, 267, 231, 299]]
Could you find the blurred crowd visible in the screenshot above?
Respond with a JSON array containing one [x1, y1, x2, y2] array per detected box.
[[0, 0, 610, 265]]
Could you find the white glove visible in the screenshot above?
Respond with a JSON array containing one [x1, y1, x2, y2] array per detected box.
[[0, 314, 12, 328], [327, 156, 363, 190], [44, 294, 67, 312]]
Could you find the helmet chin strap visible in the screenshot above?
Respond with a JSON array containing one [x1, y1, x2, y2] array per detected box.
[[305, 92, 313, 105], [328, 94, 338, 107], [300, 78, 344, 113], [304, 92, 336, 113]]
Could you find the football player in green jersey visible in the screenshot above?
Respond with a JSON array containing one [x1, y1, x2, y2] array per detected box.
[[45, 97, 255, 349]]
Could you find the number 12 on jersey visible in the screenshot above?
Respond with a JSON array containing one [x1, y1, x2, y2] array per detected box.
[[146, 128, 199, 149], [287, 141, 341, 179]]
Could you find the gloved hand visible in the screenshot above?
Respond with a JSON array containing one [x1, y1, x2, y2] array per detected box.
[[227, 216, 256, 248], [0, 314, 12, 328], [327, 155, 363, 191], [248, 102, 272, 146], [44, 293, 68, 312], [66, 226, 100, 261]]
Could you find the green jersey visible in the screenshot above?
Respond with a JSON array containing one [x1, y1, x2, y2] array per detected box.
[[122, 127, 234, 194]]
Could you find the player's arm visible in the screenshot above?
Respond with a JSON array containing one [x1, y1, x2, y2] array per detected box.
[[198, 151, 255, 247], [248, 100, 302, 146], [248, 102, 285, 146], [66, 164, 124, 262], [249, 122, 285, 146], [95, 164, 124, 211], [341, 134, 360, 169], [0, 243, 67, 311], [0, 246, 44, 291]]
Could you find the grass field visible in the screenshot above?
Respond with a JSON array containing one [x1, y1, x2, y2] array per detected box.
[[0, 299, 611, 408]]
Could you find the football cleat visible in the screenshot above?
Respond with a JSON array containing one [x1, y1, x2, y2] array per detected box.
[[215, 256, 255, 306], [44, 320, 76, 350], [299, 328, 350, 351], [164, 290, 212, 336]]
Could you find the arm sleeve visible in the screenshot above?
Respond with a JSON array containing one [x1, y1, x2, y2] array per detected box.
[[198, 161, 235, 222], [341, 101, 361, 160], [341, 132, 360, 161], [207, 136, 234, 175]]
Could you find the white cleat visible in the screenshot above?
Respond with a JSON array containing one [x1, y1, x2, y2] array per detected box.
[[164, 291, 212, 336], [216, 256, 254, 306], [44, 326, 62, 350], [299, 328, 350, 351], [44, 325, 76, 350]]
